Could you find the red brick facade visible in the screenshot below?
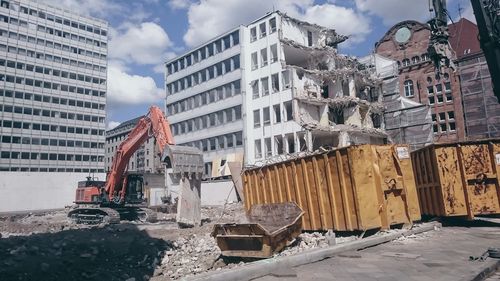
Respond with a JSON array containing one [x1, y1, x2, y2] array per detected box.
[[375, 21, 465, 142]]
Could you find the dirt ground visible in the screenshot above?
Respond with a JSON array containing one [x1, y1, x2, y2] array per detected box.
[[0, 203, 357, 281]]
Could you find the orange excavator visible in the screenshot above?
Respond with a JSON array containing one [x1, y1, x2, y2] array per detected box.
[[68, 106, 203, 224]]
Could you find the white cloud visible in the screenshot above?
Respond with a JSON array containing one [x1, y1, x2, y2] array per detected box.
[[153, 63, 166, 74], [109, 22, 173, 65], [354, 0, 429, 26], [183, 0, 369, 47], [301, 4, 370, 44], [107, 121, 121, 130], [169, 0, 193, 10], [107, 63, 164, 106]]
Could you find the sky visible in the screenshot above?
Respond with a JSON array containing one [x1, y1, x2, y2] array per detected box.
[[38, 0, 476, 130]]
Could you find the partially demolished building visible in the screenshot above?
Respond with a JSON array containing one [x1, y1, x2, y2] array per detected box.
[[242, 12, 387, 165], [165, 11, 388, 168]]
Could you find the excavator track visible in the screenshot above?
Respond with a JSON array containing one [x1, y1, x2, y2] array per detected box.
[[68, 207, 121, 225]]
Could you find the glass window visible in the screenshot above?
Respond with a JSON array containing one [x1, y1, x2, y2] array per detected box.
[[260, 48, 268, 67], [263, 107, 270, 125], [261, 77, 269, 96], [252, 80, 259, 99], [254, 139, 262, 158], [253, 110, 261, 127], [251, 52, 258, 70], [269, 18, 277, 33], [259, 22, 266, 38], [404, 80, 414, 97], [250, 27, 257, 42]]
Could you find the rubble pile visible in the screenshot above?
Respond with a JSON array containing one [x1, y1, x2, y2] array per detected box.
[[0, 209, 79, 237], [154, 233, 224, 279]]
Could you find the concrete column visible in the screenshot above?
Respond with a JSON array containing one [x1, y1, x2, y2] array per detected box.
[[338, 131, 350, 147], [319, 104, 329, 127], [349, 75, 356, 97]]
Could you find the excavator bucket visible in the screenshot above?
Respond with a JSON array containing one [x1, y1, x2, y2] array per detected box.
[[162, 145, 204, 227], [162, 145, 204, 175]]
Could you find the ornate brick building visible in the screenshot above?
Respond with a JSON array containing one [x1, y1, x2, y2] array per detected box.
[[449, 18, 500, 139], [375, 21, 465, 143]]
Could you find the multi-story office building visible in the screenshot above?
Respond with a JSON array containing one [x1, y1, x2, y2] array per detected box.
[[166, 11, 385, 173], [105, 116, 162, 174], [165, 28, 242, 176], [375, 20, 466, 143], [0, 0, 108, 172]]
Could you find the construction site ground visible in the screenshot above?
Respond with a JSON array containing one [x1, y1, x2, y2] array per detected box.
[[255, 219, 500, 281], [1, 205, 499, 281]]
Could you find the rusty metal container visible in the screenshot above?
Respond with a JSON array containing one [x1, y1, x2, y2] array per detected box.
[[211, 202, 303, 258], [243, 144, 421, 232], [411, 139, 500, 219]]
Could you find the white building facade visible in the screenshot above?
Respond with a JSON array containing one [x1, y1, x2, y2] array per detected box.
[[0, 0, 108, 173], [166, 11, 386, 174], [165, 28, 242, 177]]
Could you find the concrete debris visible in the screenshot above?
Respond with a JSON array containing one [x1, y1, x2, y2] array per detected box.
[[279, 11, 348, 46], [155, 233, 223, 279]]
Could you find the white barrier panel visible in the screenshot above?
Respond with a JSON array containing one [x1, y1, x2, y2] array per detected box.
[[200, 179, 238, 206], [0, 172, 106, 213]]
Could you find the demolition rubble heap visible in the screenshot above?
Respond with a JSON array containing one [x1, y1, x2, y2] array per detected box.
[[280, 13, 388, 148]]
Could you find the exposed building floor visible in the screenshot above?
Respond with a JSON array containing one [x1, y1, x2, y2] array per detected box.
[[254, 221, 500, 281]]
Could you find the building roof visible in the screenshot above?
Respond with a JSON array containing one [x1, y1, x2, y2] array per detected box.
[[448, 18, 482, 60], [106, 115, 144, 136]]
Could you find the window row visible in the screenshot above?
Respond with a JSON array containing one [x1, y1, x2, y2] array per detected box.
[[167, 55, 240, 95], [399, 53, 430, 67], [0, 166, 105, 173], [1, 59, 106, 85], [250, 44, 279, 70], [0, 12, 106, 47], [167, 31, 239, 75], [250, 17, 277, 42], [166, 80, 241, 115], [0, 41, 107, 72], [0, 74, 107, 98], [171, 105, 242, 136], [1, 119, 105, 136], [1, 89, 105, 109], [2, 14, 106, 49], [428, 82, 453, 104], [180, 131, 243, 152], [1, 1, 107, 36], [253, 101, 293, 128], [251, 70, 291, 99], [0, 104, 105, 123], [0, 27, 106, 61], [0, 151, 104, 162], [431, 111, 455, 122], [254, 133, 307, 159], [1, 135, 104, 148], [432, 122, 456, 134]]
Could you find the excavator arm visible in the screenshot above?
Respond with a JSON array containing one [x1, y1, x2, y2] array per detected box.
[[427, 0, 456, 79], [104, 106, 175, 204]]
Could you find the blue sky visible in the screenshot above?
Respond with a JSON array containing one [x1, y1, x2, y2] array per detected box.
[[41, 0, 475, 129]]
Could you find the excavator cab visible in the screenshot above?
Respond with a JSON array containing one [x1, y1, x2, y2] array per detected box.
[[123, 174, 146, 205]]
